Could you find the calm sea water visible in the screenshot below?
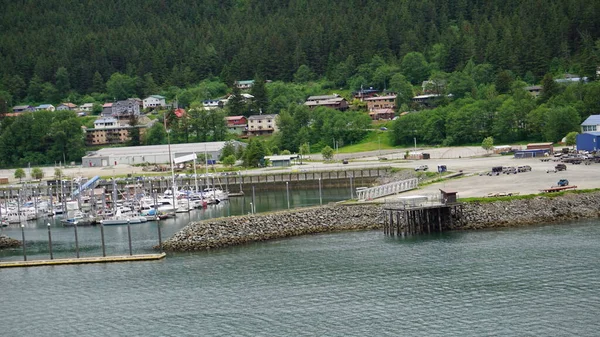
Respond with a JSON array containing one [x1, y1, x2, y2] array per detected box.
[[1, 190, 600, 336]]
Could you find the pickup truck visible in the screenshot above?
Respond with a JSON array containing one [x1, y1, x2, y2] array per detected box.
[[415, 165, 429, 171]]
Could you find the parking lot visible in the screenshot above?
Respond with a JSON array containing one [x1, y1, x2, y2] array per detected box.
[[394, 155, 600, 199]]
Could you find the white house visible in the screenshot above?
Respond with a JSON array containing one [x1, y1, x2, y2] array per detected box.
[[143, 95, 167, 109], [79, 103, 94, 112], [56, 102, 78, 111], [35, 104, 55, 112], [94, 117, 119, 129]]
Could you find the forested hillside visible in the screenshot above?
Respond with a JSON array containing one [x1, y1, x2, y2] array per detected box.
[[0, 0, 598, 100], [0, 0, 599, 168]]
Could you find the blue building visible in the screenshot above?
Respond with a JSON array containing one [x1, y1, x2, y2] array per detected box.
[[576, 132, 600, 152], [576, 115, 600, 152]]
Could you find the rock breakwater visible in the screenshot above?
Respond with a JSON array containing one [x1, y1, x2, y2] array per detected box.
[[457, 192, 600, 230], [0, 234, 21, 249], [162, 204, 382, 252], [163, 192, 600, 252]]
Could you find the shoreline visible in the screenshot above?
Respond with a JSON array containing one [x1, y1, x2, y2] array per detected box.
[[161, 191, 600, 252]]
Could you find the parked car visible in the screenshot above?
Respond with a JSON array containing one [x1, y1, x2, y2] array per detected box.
[[517, 165, 532, 172], [486, 166, 503, 176], [555, 163, 567, 171], [503, 166, 517, 174], [342, 159, 349, 164], [415, 165, 429, 171]]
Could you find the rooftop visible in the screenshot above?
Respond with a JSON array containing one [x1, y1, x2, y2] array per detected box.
[[581, 115, 600, 126], [248, 114, 277, 120], [83, 141, 245, 158]]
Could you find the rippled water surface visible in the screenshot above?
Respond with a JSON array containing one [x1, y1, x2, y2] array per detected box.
[[2, 219, 600, 336]]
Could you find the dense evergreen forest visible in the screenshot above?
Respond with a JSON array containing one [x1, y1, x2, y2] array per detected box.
[[1, 0, 598, 98], [0, 0, 599, 168]]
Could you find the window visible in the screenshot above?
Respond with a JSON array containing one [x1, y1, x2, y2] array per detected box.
[[583, 125, 597, 132]]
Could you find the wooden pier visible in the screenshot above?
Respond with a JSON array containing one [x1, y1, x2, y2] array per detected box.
[[0, 252, 166, 269], [382, 203, 463, 236]]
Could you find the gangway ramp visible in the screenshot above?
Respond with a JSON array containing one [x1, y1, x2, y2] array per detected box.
[[356, 178, 418, 201], [72, 175, 100, 197]]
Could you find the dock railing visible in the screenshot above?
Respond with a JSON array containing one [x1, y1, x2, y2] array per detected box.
[[356, 178, 419, 201]]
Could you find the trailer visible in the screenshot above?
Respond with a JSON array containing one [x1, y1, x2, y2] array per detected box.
[[541, 185, 577, 193]]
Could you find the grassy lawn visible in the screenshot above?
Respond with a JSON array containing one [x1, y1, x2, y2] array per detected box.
[[337, 131, 396, 153]]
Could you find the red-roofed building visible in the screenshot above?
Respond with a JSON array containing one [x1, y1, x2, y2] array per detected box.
[[225, 116, 248, 135], [174, 108, 186, 118]]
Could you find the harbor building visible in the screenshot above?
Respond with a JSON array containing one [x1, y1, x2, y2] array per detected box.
[[81, 141, 245, 167]]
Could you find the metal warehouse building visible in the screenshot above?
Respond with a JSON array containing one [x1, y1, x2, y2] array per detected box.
[[81, 141, 244, 167], [576, 132, 600, 152]]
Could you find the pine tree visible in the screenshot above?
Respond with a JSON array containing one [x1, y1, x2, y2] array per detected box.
[[227, 85, 246, 116], [92, 71, 105, 93], [250, 75, 268, 114], [55, 67, 70, 98]]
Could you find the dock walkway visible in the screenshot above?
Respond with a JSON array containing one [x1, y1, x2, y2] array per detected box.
[[0, 253, 166, 268]]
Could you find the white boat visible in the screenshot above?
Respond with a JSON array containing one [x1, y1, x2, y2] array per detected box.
[[100, 209, 147, 225]]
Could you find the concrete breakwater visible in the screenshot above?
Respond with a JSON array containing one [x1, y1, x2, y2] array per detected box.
[[457, 192, 600, 230], [0, 234, 21, 249], [162, 204, 383, 252]]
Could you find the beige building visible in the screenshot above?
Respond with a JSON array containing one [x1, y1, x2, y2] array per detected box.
[[85, 117, 147, 145], [247, 114, 278, 136]]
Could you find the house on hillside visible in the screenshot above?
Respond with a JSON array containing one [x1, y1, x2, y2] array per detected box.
[[353, 88, 380, 101], [202, 99, 221, 110], [364, 95, 397, 111], [101, 103, 113, 117], [35, 104, 55, 112], [304, 94, 349, 111], [143, 95, 166, 110], [524, 85, 542, 98], [247, 114, 278, 136], [79, 103, 94, 112], [369, 108, 395, 121], [225, 116, 248, 135], [555, 74, 588, 84], [412, 94, 445, 108], [235, 80, 255, 90], [57, 103, 78, 111], [221, 93, 254, 107], [12, 105, 35, 113], [111, 99, 141, 118]]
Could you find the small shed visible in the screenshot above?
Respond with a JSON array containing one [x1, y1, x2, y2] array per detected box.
[[526, 142, 554, 154], [264, 154, 299, 167], [440, 189, 457, 204]]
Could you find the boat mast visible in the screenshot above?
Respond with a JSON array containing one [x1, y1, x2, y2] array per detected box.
[[166, 110, 176, 212]]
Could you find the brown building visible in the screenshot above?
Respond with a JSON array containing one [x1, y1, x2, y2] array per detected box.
[[304, 94, 349, 111], [369, 108, 395, 121], [364, 95, 397, 111]]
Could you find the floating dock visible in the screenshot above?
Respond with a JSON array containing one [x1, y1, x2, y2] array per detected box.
[[0, 253, 166, 269]]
